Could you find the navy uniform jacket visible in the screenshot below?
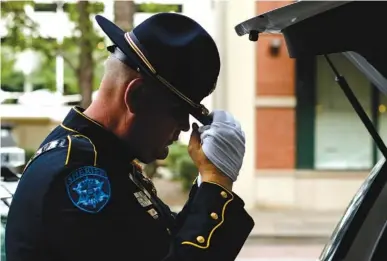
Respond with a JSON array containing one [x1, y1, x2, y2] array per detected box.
[[5, 107, 254, 261]]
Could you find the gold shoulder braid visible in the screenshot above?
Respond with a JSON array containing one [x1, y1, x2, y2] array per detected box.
[[132, 159, 143, 171], [131, 160, 157, 196], [142, 176, 157, 196]]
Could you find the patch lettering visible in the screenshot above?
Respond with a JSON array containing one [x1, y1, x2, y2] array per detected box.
[[66, 166, 111, 213]]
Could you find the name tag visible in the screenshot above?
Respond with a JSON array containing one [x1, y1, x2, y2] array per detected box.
[[129, 172, 160, 219], [133, 191, 152, 207]]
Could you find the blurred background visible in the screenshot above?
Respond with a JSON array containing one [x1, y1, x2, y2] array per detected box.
[[1, 0, 387, 260]]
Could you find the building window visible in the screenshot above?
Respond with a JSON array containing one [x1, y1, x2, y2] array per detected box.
[[314, 53, 373, 170]]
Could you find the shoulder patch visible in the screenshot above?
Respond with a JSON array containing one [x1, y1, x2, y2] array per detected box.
[[65, 166, 111, 213]]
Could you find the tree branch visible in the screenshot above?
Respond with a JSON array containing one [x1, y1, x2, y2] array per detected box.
[[58, 50, 77, 73]]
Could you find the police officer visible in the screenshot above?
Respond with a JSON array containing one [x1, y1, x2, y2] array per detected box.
[[5, 13, 254, 261]]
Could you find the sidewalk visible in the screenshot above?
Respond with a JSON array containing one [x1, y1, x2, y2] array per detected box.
[[247, 208, 343, 239]]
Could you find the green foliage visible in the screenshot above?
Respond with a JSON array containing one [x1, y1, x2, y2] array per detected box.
[[0, 47, 103, 94], [137, 3, 180, 13], [26, 47, 105, 94], [0, 1, 37, 52], [1, 1, 105, 60], [64, 2, 105, 54], [28, 53, 56, 91], [164, 142, 198, 192], [1, 48, 25, 92], [176, 155, 198, 192], [1, 1, 107, 104], [1, 1, 180, 100], [164, 142, 190, 178], [24, 148, 36, 164]]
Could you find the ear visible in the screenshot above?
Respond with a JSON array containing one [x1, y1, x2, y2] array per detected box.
[[124, 78, 145, 113]]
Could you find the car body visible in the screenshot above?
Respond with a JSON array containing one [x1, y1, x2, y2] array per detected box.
[[1, 124, 23, 258], [1, 125, 25, 171], [1, 124, 23, 209], [235, 1, 387, 261]]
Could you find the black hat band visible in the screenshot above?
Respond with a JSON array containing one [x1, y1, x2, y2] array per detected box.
[[107, 45, 139, 71]]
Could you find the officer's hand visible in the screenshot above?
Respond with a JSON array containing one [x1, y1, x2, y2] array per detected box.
[[189, 122, 232, 190], [188, 110, 246, 190], [188, 123, 219, 174]]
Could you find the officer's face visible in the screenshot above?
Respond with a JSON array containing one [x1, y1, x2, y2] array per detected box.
[[126, 84, 190, 163]]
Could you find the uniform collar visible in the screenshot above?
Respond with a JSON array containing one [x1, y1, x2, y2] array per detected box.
[[61, 106, 135, 163]]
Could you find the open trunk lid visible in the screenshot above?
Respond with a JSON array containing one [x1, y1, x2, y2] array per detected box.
[[235, 1, 387, 261]]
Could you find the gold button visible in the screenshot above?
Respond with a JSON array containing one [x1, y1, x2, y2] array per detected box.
[[196, 236, 205, 244], [210, 212, 219, 220], [220, 191, 228, 198]]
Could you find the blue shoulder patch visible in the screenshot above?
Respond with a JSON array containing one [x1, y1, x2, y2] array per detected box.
[[65, 166, 111, 213]]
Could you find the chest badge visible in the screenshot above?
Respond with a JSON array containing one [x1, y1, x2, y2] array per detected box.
[[147, 208, 159, 219], [133, 191, 152, 207], [129, 170, 160, 219]]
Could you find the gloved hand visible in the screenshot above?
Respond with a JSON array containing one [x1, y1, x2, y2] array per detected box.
[[197, 110, 246, 182]]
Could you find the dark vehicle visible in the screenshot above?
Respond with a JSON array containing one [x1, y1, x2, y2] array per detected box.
[[1, 124, 23, 211], [1, 125, 25, 172], [1, 124, 23, 259], [1, 124, 23, 212], [235, 1, 387, 261]]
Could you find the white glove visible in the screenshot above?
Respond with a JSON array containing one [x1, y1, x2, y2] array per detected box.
[[197, 110, 245, 182]]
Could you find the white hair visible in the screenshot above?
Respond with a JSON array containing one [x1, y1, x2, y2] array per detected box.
[[102, 56, 136, 87]]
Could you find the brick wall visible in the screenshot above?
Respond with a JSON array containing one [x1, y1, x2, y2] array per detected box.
[[255, 1, 296, 169]]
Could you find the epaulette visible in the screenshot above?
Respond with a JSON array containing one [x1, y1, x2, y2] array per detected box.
[[64, 134, 98, 167]]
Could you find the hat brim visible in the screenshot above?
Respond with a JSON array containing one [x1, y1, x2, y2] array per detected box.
[[95, 15, 152, 77], [96, 15, 188, 102], [95, 15, 212, 125]]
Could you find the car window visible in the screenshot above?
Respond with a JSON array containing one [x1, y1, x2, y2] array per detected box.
[[1, 130, 7, 137], [0, 128, 17, 147], [319, 158, 387, 261]]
